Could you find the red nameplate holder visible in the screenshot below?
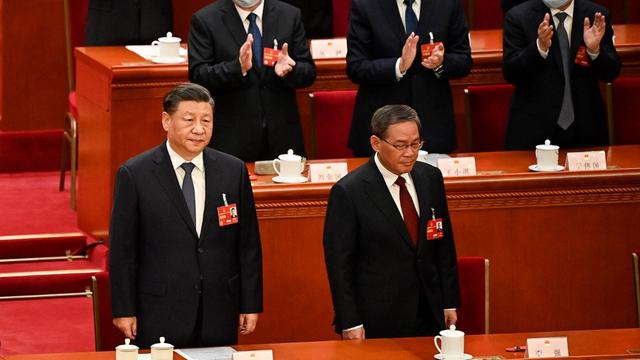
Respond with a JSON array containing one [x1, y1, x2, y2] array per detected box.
[[217, 193, 239, 227], [426, 207, 444, 240], [574, 46, 591, 67], [263, 39, 282, 67], [421, 32, 444, 62]]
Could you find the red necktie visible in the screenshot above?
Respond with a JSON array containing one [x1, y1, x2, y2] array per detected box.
[[395, 176, 418, 246]]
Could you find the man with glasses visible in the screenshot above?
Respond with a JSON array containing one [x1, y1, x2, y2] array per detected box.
[[323, 104, 459, 340]]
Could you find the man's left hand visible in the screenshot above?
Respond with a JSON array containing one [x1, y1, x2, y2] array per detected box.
[[275, 43, 296, 77], [422, 43, 445, 69], [444, 309, 457, 327], [239, 313, 259, 335], [584, 12, 606, 54]]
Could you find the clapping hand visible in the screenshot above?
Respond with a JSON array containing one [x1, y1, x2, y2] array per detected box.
[[584, 12, 606, 54], [275, 43, 296, 77]]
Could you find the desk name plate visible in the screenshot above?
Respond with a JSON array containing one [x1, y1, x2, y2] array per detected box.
[[437, 157, 477, 177], [308, 162, 348, 183], [566, 151, 607, 171], [232, 349, 273, 360], [526, 337, 569, 358]]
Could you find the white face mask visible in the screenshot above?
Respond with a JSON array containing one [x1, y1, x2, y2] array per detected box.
[[542, 0, 571, 9], [233, 0, 260, 9]]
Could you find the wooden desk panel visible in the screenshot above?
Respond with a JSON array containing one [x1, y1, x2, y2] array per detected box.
[[0, 0, 69, 130], [4, 328, 640, 359]]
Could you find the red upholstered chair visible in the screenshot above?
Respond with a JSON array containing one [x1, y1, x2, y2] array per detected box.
[[607, 77, 640, 145], [456, 256, 490, 334], [633, 249, 640, 327], [92, 272, 123, 351], [467, 0, 503, 30], [628, 0, 640, 23], [59, 0, 89, 210], [0, 232, 87, 262], [332, 0, 352, 37], [309, 90, 356, 159], [464, 84, 514, 152]]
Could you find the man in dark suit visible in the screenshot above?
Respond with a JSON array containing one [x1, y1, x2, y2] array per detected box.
[[84, 0, 172, 45], [109, 83, 263, 348], [189, 0, 316, 162], [346, 0, 472, 156], [280, 0, 333, 38], [323, 105, 459, 339], [503, 0, 620, 149]]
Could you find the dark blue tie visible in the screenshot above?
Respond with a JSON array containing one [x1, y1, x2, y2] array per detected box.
[[180, 162, 196, 225], [247, 13, 263, 67], [404, 0, 418, 35], [555, 12, 575, 130]]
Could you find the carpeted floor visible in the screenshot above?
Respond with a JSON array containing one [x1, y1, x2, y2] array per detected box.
[[0, 171, 78, 236], [0, 171, 101, 355]]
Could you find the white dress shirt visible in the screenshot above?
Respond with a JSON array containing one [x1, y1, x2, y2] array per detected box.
[[234, 2, 265, 34], [166, 142, 206, 237], [374, 153, 420, 217]]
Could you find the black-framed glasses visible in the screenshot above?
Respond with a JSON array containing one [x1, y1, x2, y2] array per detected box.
[[380, 137, 424, 151]]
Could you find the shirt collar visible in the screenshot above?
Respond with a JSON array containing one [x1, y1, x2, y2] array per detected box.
[[550, 0, 574, 19], [166, 141, 204, 173], [374, 153, 413, 189], [235, 1, 265, 22]]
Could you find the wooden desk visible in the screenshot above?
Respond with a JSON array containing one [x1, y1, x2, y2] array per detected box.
[[4, 328, 640, 359]]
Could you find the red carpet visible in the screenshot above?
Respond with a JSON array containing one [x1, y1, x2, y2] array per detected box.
[[0, 297, 95, 355], [0, 130, 64, 173], [0, 171, 77, 235]]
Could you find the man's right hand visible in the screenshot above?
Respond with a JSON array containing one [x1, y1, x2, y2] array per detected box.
[[239, 34, 254, 74], [399, 32, 420, 74], [537, 13, 554, 52], [113, 316, 137, 339], [342, 326, 365, 340]]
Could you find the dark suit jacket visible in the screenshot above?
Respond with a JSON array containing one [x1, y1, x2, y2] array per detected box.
[[84, 0, 173, 46], [188, 0, 316, 162], [502, 0, 620, 149], [280, 0, 333, 38], [346, 0, 472, 156], [502, 0, 527, 12], [323, 158, 460, 338], [109, 143, 262, 348]]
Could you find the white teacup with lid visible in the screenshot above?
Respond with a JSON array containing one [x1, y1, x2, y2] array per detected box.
[[115, 338, 138, 360], [535, 139, 560, 171], [434, 325, 466, 359], [151, 336, 174, 360], [151, 32, 181, 59], [273, 149, 304, 180]]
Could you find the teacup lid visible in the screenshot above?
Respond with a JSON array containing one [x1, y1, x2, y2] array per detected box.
[[278, 149, 301, 161], [439, 325, 465, 337], [159, 32, 181, 43], [536, 139, 559, 150], [151, 336, 174, 350], [115, 338, 139, 352]]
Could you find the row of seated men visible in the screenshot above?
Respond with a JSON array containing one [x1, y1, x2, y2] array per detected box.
[[80, 0, 625, 163]]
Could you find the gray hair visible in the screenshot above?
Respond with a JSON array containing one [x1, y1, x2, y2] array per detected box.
[[370, 104, 422, 138]]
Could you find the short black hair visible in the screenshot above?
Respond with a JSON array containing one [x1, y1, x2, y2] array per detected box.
[[370, 104, 421, 138], [163, 83, 215, 115]]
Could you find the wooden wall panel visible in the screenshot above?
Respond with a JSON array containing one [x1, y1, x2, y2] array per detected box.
[[0, 0, 69, 131]]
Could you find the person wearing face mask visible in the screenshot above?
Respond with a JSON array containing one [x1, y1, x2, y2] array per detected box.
[[502, 0, 620, 149], [188, 0, 316, 162]]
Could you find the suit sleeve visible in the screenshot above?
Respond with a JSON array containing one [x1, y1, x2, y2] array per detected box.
[[589, 9, 621, 83], [323, 183, 362, 332], [440, 0, 472, 80], [280, 8, 317, 89], [188, 13, 249, 92], [433, 171, 460, 309], [346, 0, 398, 85], [238, 164, 263, 313], [502, 11, 548, 85], [108, 165, 139, 318]]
